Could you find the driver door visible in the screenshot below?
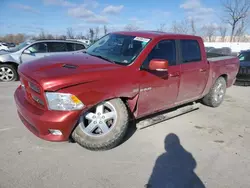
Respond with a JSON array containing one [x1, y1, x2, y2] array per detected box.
[[137, 40, 181, 117], [21, 42, 48, 63]]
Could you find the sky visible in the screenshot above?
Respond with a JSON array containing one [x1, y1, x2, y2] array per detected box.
[[0, 0, 223, 36]]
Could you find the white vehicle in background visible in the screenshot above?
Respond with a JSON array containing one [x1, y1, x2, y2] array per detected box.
[[0, 43, 9, 51], [0, 39, 87, 82]]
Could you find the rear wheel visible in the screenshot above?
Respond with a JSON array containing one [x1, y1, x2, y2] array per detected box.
[[72, 98, 129, 150], [202, 77, 227, 107], [0, 64, 18, 82]]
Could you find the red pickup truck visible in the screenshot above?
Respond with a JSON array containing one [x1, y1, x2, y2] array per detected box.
[[14, 31, 239, 150]]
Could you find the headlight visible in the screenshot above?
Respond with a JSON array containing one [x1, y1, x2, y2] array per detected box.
[[45, 92, 84, 111]]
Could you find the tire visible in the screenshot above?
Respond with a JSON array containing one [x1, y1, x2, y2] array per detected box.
[[202, 77, 227, 107], [72, 98, 129, 150], [0, 64, 18, 82]]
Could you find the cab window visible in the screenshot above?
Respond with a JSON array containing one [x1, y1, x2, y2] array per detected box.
[[142, 40, 176, 68], [27, 43, 47, 53]]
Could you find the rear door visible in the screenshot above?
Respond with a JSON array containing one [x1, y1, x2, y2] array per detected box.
[[21, 42, 48, 63], [176, 39, 208, 103]]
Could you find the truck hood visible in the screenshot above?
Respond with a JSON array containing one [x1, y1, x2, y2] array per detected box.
[[240, 61, 250, 67], [18, 53, 123, 91]]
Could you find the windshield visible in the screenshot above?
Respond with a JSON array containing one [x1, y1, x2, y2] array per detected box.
[[86, 33, 151, 65], [8, 41, 31, 52], [238, 52, 250, 61]]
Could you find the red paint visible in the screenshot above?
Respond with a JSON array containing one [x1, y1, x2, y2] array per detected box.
[[14, 31, 239, 141]]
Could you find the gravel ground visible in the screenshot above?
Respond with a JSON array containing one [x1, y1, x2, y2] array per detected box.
[[0, 82, 250, 188]]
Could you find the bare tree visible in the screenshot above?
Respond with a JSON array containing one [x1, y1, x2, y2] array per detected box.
[[190, 19, 196, 35], [171, 20, 189, 34], [88, 28, 95, 42], [234, 20, 247, 42], [66, 27, 74, 39], [157, 23, 166, 32], [38, 29, 46, 39], [222, 0, 250, 42], [103, 25, 108, 35], [219, 26, 227, 42], [76, 32, 86, 39], [202, 25, 217, 42], [95, 27, 99, 40], [124, 24, 139, 31]]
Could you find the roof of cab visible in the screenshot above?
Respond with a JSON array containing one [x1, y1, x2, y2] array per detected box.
[[113, 30, 200, 39]]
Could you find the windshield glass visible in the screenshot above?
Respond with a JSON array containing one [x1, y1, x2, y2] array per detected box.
[[8, 41, 31, 52], [86, 33, 151, 65]]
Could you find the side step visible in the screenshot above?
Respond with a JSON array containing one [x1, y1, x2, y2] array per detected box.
[[136, 102, 200, 129]]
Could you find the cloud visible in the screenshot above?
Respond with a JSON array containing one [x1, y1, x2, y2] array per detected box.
[[180, 0, 214, 22], [43, 0, 76, 7], [180, 0, 201, 9], [85, 16, 109, 24], [68, 5, 95, 18], [102, 5, 124, 14], [10, 3, 40, 14]]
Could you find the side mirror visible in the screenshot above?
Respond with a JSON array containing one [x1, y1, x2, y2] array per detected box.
[[149, 59, 168, 71], [23, 49, 31, 54]]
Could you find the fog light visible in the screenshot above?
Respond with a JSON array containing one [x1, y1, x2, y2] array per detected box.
[[49, 129, 62, 135]]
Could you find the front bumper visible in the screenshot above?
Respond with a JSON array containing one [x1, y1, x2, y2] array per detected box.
[[14, 86, 81, 141]]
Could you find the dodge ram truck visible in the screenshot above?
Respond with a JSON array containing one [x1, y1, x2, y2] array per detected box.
[[14, 31, 239, 150]]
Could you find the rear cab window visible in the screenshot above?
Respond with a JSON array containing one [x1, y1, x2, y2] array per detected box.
[[180, 40, 201, 63]]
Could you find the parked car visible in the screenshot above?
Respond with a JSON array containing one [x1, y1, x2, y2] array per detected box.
[[14, 31, 239, 150], [0, 43, 9, 51], [235, 50, 250, 86], [0, 39, 87, 82], [7, 43, 16, 48]]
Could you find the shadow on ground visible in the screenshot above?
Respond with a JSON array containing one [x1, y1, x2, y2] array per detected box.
[[145, 133, 205, 188]]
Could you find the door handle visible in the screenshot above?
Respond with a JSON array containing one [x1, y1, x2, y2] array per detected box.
[[199, 69, 207, 72], [169, 72, 180, 78]]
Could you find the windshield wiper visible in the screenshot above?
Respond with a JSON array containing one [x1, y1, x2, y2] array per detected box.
[[88, 54, 115, 64]]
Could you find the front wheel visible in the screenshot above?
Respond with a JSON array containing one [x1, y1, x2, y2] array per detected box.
[[202, 77, 227, 107], [0, 64, 18, 82], [72, 98, 129, 150]]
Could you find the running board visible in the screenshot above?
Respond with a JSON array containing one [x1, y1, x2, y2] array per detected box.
[[136, 102, 200, 130]]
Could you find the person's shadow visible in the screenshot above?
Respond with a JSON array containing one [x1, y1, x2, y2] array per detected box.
[[146, 133, 205, 188]]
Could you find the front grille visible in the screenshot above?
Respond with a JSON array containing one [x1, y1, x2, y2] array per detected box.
[[28, 82, 40, 93], [31, 95, 44, 106], [238, 67, 250, 75], [20, 75, 46, 109]]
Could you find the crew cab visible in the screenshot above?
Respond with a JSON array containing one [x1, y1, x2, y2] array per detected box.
[[14, 31, 239, 150]]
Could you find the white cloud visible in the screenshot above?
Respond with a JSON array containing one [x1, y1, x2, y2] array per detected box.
[[102, 5, 124, 14], [180, 0, 214, 22], [180, 0, 201, 9], [85, 16, 109, 24], [11, 3, 40, 14], [68, 5, 95, 18], [43, 0, 76, 7], [83, 0, 99, 9]]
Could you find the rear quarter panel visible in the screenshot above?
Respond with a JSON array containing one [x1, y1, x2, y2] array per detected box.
[[202, 56, 239, 96]]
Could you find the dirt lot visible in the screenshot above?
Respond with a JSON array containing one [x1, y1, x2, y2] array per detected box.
[[0, 82, 250, 188]]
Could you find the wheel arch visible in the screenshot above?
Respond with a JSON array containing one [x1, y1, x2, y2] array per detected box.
[[0, 61, 19, 71]]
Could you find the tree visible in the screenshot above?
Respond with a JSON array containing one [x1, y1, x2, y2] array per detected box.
[[222, 0, 250, 42], [171, 20, 189, 34], [202, 24, 217, 42], [219, 26, 227, 42], [157, 23, 166, 32], [76, 32, 86, 39], [88, 28, 95, 42], [190, 19, 196, 35], [124, 24, 139, 31], [103, 25, 108, 35], [66, 27, 74, 39], [95, 27, 99, 40], [234, 20, 247, 42]]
